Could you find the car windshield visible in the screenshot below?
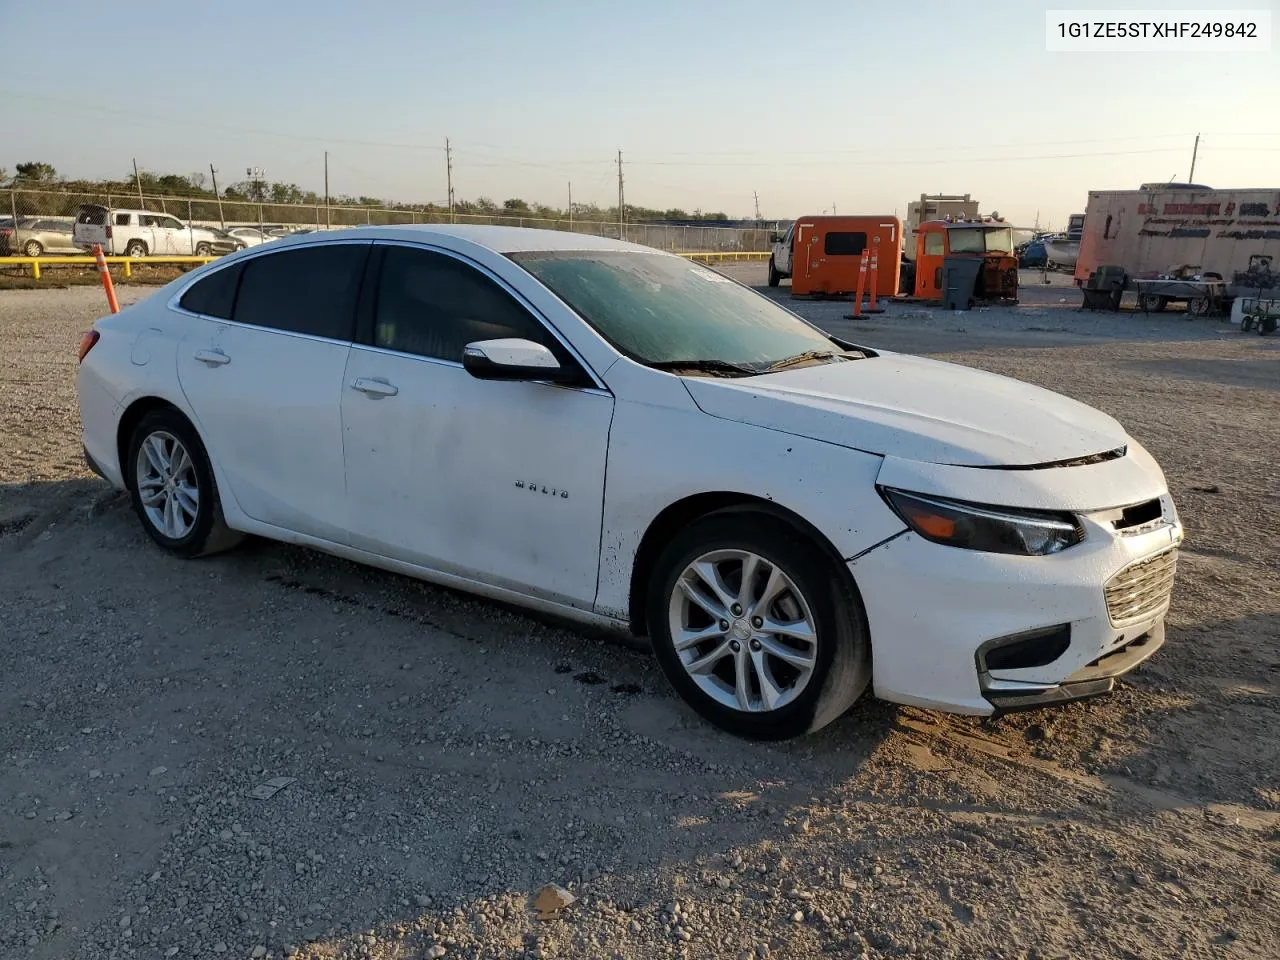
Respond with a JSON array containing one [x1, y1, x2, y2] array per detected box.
[[508, 250, 840, 372], [948, 226, 1014, 255]]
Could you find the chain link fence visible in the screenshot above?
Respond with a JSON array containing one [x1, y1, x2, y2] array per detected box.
[[1, 188, 771, 256]]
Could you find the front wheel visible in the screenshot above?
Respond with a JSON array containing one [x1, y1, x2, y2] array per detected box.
[[767, 257, 780, 287], [647, 511, 870, 740], [195, 242, 212, 257], [126, 409, 242, 558]]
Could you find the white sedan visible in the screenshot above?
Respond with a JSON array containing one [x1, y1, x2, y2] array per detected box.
[[75, 226, 1184, 739]]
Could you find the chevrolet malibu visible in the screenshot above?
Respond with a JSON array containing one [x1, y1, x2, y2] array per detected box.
[[75, 226, 1184, 739]]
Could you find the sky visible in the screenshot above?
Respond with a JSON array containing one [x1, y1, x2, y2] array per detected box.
[[3, 0, 1278, 229]]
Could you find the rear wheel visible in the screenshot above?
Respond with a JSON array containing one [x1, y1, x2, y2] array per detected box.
[[126, 409, 242, 558], [1188, 296, 1211, 318], [1138, 294, 1168, 313], [647, 511, 870, 740], [767, 257, 780, 287], [23, 239, 43, 257], [125, 239, 148, 258]]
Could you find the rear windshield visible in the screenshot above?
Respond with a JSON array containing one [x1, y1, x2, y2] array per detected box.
[[76, 207, 108, 226]]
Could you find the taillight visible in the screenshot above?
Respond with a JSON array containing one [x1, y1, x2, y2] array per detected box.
[[78, 330, 100, 364], [105, 224, 113, 239]]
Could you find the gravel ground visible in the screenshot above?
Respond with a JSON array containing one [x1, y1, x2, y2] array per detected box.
[[1, 271, 1278, 960]]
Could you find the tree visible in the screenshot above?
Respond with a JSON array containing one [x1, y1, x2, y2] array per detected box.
[[503, 198, 530, 213], [14, 161, 57, 181]]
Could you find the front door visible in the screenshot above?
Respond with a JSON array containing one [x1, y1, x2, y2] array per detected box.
[[341, 243, 614, 609], [175, 241, 370, 540]]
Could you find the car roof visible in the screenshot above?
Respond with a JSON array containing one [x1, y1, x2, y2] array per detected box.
[[292, 223, 659, 255]]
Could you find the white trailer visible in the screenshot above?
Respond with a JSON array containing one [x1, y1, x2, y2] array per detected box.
[[1074, 183, 1280, 302]]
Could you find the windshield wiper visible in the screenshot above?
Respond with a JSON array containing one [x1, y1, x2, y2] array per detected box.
[[764, 349, 858, 373], [648, 358, 760, 377]]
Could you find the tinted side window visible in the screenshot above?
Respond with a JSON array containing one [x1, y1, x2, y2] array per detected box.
[[374, 246, 554, 362], [179, 263, 243, 319], [115, 213, 131, 226], [824, 231, 866, 256], [232, 244, 368, 340]]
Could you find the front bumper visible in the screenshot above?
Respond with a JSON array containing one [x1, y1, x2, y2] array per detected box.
[[850, 496, 1182, 716]]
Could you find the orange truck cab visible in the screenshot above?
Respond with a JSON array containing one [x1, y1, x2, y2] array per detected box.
[[912, 216, 1018, 304], [788, 216, 902, 297]]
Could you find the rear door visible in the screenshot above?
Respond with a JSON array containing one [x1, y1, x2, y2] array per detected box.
[[155, 215, 189, 254], [175, 241, 372, 541], [73, 205, 110, 250]]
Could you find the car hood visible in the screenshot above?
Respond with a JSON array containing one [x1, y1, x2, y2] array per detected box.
[[680, 352, 1128, 467]]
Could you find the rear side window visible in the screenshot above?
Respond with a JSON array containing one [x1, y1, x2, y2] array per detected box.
[[179, 263, 243, 319], [232, 244, 368, 340], [824, 231, 866, 256], [115, 214, 132, 226]]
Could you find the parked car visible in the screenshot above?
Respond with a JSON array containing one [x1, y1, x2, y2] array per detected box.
[[1, 217, 81, 257], [75, 225, 1184, 740], [224, 227, 275, 248], [1017, 240, 1048, 269], [72, 205, 222, 257], [208, 229, 248, 256]]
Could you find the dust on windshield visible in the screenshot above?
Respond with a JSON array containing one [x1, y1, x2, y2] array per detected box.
[[948, 227, 1015, 255], [508, 250, 839, 371]]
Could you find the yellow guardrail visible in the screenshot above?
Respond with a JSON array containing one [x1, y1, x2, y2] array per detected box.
[[0, 254, 215, 280]]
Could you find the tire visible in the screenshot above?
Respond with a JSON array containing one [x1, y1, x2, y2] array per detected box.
[[767, 257, 780, 287], [1188, 296, 1211, 318], [647, 510, 871, 740], [1262, 315, 1277, 335], [23, 239, 44, 257], [125, 409, 243, 558], [195, 242, 212, 257], [1138, 294, 1167, 313], [125, 240, 148, 258]]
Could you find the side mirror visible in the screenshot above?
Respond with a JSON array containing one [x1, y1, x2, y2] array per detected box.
[[462, 338, 579, 383], [768, 232, 781, 244]]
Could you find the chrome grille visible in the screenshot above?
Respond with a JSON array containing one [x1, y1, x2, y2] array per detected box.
[[1104, 548, 1178, 625]]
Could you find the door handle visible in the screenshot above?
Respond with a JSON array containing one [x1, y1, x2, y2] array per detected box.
[[193, 348, 230, 367], [351, 377, 398, 397]]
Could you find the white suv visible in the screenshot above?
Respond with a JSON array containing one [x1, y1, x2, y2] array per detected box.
[[73, 205, 221, 257]]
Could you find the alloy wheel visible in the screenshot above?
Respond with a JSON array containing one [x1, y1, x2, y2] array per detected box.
[[667, 549, 818, 713], [135, 430, 200, 540]]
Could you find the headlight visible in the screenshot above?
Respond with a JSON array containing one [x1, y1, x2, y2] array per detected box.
[[878, 487, 1084, 556]]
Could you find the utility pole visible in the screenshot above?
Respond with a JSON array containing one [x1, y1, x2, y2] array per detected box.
[[568, 181, 573, 227], [133, 158, 146, 210], [832, 202, 837, 215], [1188, 133, 1200, 183], [247, 167, 265, 233], [753, 191, 761, 222], [209, 164, 225, 229], [616, 149, 624, 240], [323, 151, 330, 229], [446, 138, 455, 223]]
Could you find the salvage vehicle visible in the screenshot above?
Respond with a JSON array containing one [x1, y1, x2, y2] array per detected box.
[[912, 216, 1019, 306], [76, 226, 1183, 739]]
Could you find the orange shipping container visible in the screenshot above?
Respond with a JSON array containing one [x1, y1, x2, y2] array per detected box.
[[789, 216, 902, 297]]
